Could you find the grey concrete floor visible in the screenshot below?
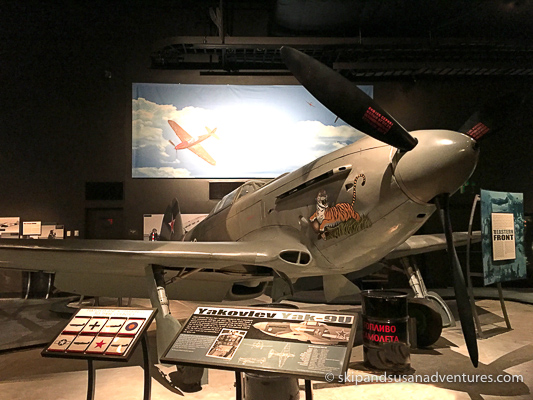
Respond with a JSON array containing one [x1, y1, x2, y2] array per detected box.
[[0, 297, 531, 400]]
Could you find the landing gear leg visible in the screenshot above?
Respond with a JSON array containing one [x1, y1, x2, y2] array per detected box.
[[400, 257, 455, 327], [146, 265, 205, 392], [399, 257, 448, 347]]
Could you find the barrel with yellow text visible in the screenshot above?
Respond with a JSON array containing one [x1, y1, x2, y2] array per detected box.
[[361, 290, 410, 371]]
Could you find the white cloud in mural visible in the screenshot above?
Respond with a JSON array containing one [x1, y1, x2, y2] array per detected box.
[[292, 120, 361, 139], [161, 158, 181, 164], [133, 167, 192, 178]]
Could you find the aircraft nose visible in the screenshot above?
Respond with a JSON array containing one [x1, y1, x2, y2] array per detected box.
[[253, 322, 268, 331], [393, 130, 479, 204]]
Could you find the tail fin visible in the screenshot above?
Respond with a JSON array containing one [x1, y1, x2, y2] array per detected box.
[[159, 198, 184, 241], [205, 126, 219, 139]]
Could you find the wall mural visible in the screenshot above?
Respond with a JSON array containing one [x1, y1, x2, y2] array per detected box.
[[132, 84, 372, 179]]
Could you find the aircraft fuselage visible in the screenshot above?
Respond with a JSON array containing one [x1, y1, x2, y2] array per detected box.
[[174, 133, 212, 150], [186, 129, 479, 279]]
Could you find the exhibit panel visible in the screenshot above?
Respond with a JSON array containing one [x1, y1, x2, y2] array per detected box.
[[0, 217, 20, 239], [22, 221, 41, 238], [162, 306, 357, 381], [481, 189, 527, 285], [38, 224, 64, 240]]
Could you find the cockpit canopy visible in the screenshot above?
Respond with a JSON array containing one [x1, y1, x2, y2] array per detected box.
[[209, 180, 267, 216]]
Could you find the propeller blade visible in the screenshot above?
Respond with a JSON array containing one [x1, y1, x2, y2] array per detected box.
[[435, 194, 479, 368], [459, 93, 525, 141], [280, 46, 418, 151]]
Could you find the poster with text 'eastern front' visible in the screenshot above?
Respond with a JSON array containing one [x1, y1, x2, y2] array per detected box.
[[132, 84, 372, 179], [480, 189, 526, 285]]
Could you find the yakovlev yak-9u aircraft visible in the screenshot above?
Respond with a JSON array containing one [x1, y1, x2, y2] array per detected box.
[[1, 47, 515, 370]]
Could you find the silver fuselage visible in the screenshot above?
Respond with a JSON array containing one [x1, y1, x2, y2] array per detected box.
[[187, 129, 478, 278]]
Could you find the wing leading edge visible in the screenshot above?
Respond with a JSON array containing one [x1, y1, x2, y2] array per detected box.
[[386, 231, 481, 259], [0, 236, 312, 276]]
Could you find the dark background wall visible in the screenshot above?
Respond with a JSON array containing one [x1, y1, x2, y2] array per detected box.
[[1, 2, 532, 287]]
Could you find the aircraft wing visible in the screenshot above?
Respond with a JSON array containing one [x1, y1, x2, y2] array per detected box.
[[385, 231, 481, 259], [188, 143, 216, 165], [0, 238, 309, 275], [168, 120, 193, 142]]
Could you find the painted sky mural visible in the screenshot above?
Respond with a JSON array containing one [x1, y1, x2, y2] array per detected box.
[[132, 84, 372, 178]]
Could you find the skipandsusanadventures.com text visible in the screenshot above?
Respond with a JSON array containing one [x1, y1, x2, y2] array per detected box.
[[324, 371, 524, 384]]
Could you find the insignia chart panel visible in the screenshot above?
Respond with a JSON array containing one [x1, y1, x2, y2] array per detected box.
[[42, 308, 156, 361]]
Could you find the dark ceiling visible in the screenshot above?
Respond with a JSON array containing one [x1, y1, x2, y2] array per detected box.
[[3, 1, 533, 80], [150, 0, 533, 79]]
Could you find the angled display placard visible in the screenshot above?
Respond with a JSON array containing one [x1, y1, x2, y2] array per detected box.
[[42, 307, 156, 362], [162, 305, 357, 381]]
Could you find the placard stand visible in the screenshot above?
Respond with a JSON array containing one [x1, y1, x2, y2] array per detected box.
[[80, 333, 151, 400], [467, 194, 512, 338], [162, 305, 357, 400], [42, 307, 157, 400]]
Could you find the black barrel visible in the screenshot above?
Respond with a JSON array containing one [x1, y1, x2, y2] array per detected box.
[[361, 290, 410, 371]]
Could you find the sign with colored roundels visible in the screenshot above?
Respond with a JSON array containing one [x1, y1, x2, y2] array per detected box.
[[42, 307, 156, 362]]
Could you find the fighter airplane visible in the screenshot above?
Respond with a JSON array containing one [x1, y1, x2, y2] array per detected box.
[[0, 46, 514, 369], [167, 120, 218, 165], [253, 321, 350, 345], [267, 343, 295, 368]]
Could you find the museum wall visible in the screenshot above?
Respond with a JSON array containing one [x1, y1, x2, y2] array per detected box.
[[1, 2, 532, 290]]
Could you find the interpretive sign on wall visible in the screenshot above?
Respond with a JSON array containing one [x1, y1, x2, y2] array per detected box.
[[162, 305, 357, 381], [22, 221, 41, 236]]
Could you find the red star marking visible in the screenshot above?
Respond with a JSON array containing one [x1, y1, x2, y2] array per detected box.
[[168, 218, 175, 234], [96, 340, 106, 348]]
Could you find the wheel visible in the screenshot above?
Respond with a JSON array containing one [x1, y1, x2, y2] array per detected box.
[[408, 298, 443, 347]]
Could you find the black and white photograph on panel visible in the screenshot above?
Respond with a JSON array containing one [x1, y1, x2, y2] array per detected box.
[[206, 328, 246, 360], [38, 224, 64, 239], [0, 217, 20, 237]]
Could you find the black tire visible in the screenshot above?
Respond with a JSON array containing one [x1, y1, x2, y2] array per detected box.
[[408, 298, 443, 347]]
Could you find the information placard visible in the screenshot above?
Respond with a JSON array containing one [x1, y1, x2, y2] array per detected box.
[[161, 306, 357, 381], [491, 212, 516, 261], [480, 189, 526, 285], [42, 307, 157, 362]]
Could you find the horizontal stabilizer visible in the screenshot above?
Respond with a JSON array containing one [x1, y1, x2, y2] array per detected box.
[[205, 126, 219, 139]]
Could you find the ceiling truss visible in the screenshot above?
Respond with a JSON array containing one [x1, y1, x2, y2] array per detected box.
[[151, 37, 533, 79]]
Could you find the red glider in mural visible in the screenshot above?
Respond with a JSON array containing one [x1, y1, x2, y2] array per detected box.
[[167, 120, 218, 165]]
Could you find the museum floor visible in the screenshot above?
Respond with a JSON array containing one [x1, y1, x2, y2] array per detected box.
[[0, 294, 532, 400]]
